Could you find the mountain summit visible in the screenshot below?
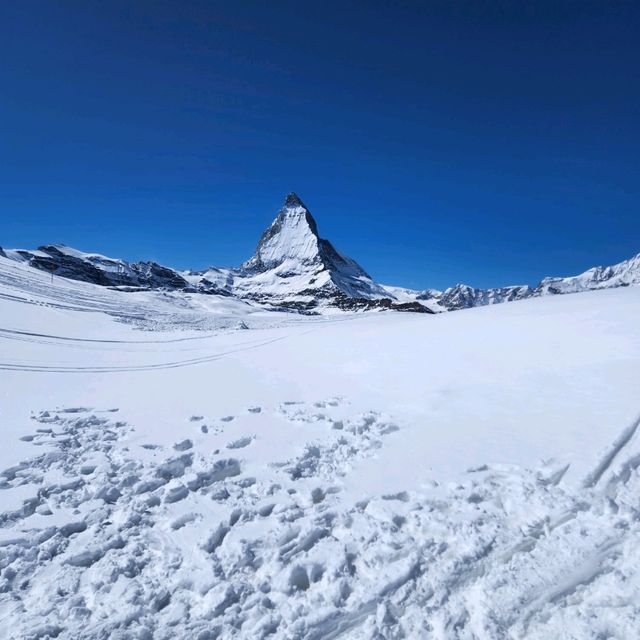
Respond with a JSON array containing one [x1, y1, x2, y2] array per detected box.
[[242, 193, 324, 272], [283, 192, 306, 208]]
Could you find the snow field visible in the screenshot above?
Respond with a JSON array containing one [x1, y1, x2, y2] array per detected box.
[[1, 255, 640, 638]]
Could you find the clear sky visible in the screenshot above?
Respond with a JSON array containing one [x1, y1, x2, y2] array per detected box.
[[1, 1, 639, 290]]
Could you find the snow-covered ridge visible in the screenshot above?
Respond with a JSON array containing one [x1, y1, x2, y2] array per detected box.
[[0, 244, 192, 292], [415, 283, 533, 312], [537, 252, 640, 295], [1, 194, 638, 313], [399, 253, 640, 311]]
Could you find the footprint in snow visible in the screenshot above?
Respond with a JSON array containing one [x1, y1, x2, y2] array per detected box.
[[173, 439, 193, 451], [313, 397, 343, 408], [227, 436, 254, 450]]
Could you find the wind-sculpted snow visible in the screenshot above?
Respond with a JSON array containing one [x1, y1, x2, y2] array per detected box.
[[2, 403, 640, 638]]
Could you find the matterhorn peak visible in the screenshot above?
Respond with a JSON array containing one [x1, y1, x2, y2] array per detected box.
[[233, 193, 399, 309]]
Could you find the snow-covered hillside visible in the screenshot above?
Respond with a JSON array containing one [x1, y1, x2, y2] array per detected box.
[[1, 253, 640, 638]]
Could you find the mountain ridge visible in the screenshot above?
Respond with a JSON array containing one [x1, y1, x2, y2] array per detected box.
[[2, 193, 638, 314]]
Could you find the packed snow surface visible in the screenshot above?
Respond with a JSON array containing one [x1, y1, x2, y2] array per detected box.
[[1, 255, 640, 639]]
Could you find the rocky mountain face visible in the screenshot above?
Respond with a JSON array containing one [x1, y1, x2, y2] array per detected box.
[[0, 245, 192, 291], [417, 284, 533, 311], [2, 194, 638, 314], [232, 193, 427, 311]]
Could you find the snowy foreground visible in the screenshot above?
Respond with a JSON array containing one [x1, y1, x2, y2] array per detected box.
[[1, 256, 640, 639]]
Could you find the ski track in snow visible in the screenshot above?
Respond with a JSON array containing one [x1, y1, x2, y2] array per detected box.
[[2, 402, 640, 639], [0, 332, 317, 373], [582, 414, 640, 489]]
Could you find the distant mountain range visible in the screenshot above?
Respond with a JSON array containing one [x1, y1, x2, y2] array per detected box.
[[2, 193, 639, 314]]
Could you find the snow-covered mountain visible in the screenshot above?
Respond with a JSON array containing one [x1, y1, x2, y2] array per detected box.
[[1, 204, 640, 639], [2, 194, 638, 313], [536, 252, 640, 295], [416, 283, 533, 311], [399, 253, 640, 311], [232, 193, 427, 311]]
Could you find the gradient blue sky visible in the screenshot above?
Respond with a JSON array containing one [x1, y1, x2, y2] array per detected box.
[[2, 1, 639, 289]]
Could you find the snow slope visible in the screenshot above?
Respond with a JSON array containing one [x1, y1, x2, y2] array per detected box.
[[1, 254, 640, 638]]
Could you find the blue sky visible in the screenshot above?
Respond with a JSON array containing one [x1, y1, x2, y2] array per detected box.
[[1, 1, 639, 290]]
